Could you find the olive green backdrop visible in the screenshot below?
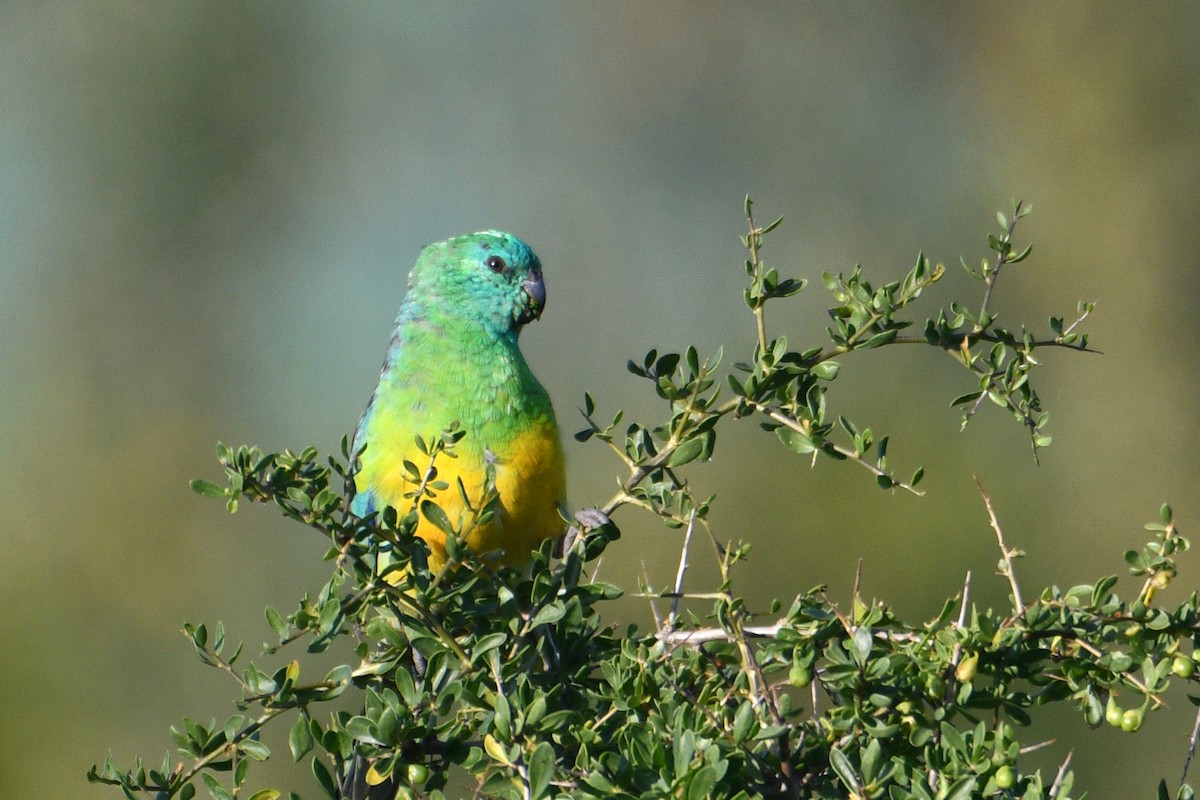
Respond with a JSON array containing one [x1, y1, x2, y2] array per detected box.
[[3, 3, 1198, 797]]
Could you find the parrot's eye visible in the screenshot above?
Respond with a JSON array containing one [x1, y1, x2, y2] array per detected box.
[[485, 255, 507, 274]]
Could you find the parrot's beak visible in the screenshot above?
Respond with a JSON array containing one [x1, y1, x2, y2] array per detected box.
[[516, 269, 546, 324]]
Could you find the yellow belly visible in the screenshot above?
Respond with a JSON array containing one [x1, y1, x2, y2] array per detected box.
[[361, 423, 566, 571]]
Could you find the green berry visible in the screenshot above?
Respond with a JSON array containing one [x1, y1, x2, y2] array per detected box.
[[789, 663, 812, 688], [1172, 655, 1195, 679], [1105, 698, 1124, 728], [955, 652, 979, 682], [406, 763, 430, 784]]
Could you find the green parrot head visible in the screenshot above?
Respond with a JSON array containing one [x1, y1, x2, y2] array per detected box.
[[404, 231, 546, 337]]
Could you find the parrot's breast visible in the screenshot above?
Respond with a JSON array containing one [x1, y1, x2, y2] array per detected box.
[[353, 322, 566, 570]]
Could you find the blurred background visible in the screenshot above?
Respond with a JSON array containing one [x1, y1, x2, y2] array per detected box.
[[3, 3, 1198, 797]]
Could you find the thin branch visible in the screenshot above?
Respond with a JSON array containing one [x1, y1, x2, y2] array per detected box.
[[1023, 630, 1167, 706], [656, 620, 935, 647], [1018, 739, 1057, 755], [406, 446, 443, 518], [974, 476, 1024, 613], [957, 571, 972, 630], [668, 510, 697, 630], [947, 571, 972, 688], [635, 591, 730, 602], [1137, 518, 1179, 605], [706, 537, 798, 796], [754, 405, 924, 495], [173, 708, 288, 792], [833, 332, 1101, 355], [965, 390, 989, 426], [186, 630, 250, 692], [577, 409, 637, 466], [1060, 306, 1093, 337], [277, 582, 374, 649], [657, 622, 787, 645], [745, 202, 769, 356], [977, 200, 1022, 325], [1182, 698, 1200, 785], [515, 762, 533, 800], [643, 568, 664, 632], [1048, 749, 1074, 798]]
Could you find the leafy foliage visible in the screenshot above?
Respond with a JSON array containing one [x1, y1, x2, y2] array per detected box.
[[92, 201, 1200, 800]]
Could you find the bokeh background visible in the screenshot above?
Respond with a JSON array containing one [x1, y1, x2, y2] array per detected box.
[[3, 3, 1199, 797]]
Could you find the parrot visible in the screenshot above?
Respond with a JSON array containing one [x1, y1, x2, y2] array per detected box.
[[348, 230, 567, 574], [341, 232, 576, 800]]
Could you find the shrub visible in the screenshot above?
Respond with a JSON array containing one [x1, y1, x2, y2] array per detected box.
[[91, 200, 1198, 800]]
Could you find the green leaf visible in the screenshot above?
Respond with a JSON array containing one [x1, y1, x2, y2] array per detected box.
[[420, 500, 455, 535], [810, 360, 840, 380], [775, 426, 816, 454], [246, 791, 281, 800], [483, 733, 512, 765], [324, 664, 352, 688], [311, 757, 338, 800], [1091, 575, 1118, 606], [949, 391, 982, 408], [493, 693, 512, 739], [345, 716, 383, 746], [857, 329, 898, 350], [829, 746, 859, 793], [686, 765, 720, 800], [1008, 243, 1033, 263], [530, 602, 566, 627], [940, 722, 967, 754], [942, 776, 978, 800], [851, 627, 873, 665], [472, 633, 508, 661], [732, 701, 756, 744], [191, 479, 226, 498], [265, 607, 288, 640], [288, 715, 312, 761], [525, 695, 548, 728], [674, 729, 696, 776], [376, 707, 398, 745], [527, 742, 555, 799], [238, 739, 270, 761], [667, 437, 706, 467], [655, 352, 680, 378], [755, 723, 789, 740], [201, 773, 233, 800]]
